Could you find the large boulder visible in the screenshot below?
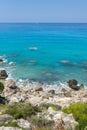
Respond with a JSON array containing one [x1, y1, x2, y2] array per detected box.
[[67, 79, 78, 87], [0, 70, 8, 79], [67, 79, 79, 90], [67, 79, 84, 91]]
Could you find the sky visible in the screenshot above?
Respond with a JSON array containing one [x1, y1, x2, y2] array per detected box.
[[0, 0, 87, 23]]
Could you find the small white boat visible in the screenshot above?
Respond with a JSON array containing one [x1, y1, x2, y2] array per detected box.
[[29, 46, 38, 51]]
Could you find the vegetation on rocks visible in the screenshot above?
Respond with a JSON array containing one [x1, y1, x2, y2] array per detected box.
[[0, 82, 4, 92], [30, 115, 54, 130], [4, 102, 38, 119], [62, 102, 87, 130], [0, 121, 19, 127], [40, 103, 61, 111]]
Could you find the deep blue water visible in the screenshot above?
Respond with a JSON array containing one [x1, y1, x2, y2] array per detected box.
[[0, 23, 87, 85]]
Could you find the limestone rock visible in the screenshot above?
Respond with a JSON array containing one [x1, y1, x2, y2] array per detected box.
[[54, 119, 65, 130], [17, 119, 32, 130], [4, 80, 16, 89], [48, 90, 55, 94], [0, 127, 22, 130], [0, 114, 14, 123], [34, 87, 43, 92], [79, 84, 84, 90], [46, 109, 78, 130]]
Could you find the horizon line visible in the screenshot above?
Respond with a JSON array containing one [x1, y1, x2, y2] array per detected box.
[[0, 22, 87, 24]]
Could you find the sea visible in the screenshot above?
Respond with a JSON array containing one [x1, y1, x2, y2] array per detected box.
[[0, 23, 87, 86]]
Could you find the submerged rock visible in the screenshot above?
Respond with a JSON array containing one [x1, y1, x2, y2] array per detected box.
[[29, 46, 38, 51], [0, 70, 8, 79], [8, 62, 14, 66]]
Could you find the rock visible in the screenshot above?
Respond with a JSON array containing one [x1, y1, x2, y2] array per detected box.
[[0, 96, 7, 104], [0, 114, 14, 123], [1, 87, 19, 101], [67, 79, 80, 90], [35, 87, 43, 92], [0, 127, 22, 130], [67, 79, 78, 86], [79, 84, 84, 90], [29, 46, 38, 51], [8, 62, 14, 66], [71, 85, 80, 90], [54, 119, 65, 130], [17, 119, 32, 130], [45, 110, 78, 130], [61, 88, 67, 92], [64, 90, 72, 97], [4, 80, 16, 89], [63, 114, 78, 130], [0, 70, 8, 79], [0, 59, 3, 63], [48, 90, 55, 94]]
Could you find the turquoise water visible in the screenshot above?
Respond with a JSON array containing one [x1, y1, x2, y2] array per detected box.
[[0, 23, 87, 85]]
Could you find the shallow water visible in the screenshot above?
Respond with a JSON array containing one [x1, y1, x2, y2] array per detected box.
[[0, 23, 87, 85]]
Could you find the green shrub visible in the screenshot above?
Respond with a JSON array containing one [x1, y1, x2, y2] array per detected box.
[[0, 82, 4, 92], [4, 102, 36, 119], [40, 103, 61, 111], [0, 121, 19, 127], [30, 115, 54, 129], [0, 121, 25, 130], [62, 102, 87, 130]]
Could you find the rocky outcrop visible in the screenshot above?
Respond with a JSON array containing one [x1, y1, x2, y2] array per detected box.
[[46, 108, 78, 130], [0, 70, 8, 79]]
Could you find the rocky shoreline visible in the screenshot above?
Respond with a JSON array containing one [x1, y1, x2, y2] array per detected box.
[[0, 73, 87, 130]]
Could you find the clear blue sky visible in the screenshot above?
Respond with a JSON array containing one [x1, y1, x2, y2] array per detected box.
[[0, 0, 87, 23]]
